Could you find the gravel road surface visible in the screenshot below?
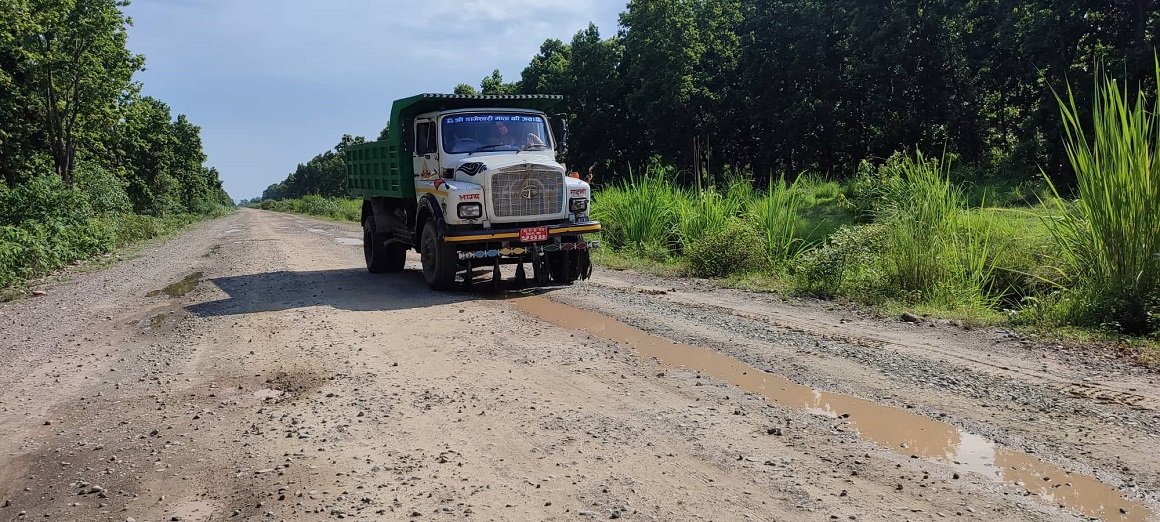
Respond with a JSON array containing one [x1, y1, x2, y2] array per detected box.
[[1, 208, 1156, 521]]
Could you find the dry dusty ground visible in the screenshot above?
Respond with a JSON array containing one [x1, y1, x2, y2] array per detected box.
[[0, 208, 1157, 522]]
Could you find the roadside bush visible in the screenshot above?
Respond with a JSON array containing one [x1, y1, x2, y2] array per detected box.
[[75, 162, 132, 215], [297, 194, 340, 217], [111, 213, 167, 244], [687, 218, 761, 278], [846, 152, 905, 220], [794, 223, 890, 301], [0, 174, 91, 225], [334, 199, 360, 222], [1045, 67, 1160, 334]]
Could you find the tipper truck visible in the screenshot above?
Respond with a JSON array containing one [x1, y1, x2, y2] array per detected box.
[[345, 94, 600, 291]]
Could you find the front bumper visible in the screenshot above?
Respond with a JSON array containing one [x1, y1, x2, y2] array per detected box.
[[443, 221, 601, 244]]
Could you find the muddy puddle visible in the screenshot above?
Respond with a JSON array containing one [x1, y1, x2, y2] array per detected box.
[[512, 296, 1152, 522], [146, 272, 203, 298]]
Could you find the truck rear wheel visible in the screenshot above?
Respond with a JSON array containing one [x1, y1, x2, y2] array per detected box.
[[364, 218, 406, 273], [420, 220, 457, 290]]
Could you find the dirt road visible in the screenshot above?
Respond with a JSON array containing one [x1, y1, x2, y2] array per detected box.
[[1, 208, 1157, 521]]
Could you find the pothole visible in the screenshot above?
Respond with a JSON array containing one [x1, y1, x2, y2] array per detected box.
[[512, 296, 1152, 522], [146, 272, 204, 298]]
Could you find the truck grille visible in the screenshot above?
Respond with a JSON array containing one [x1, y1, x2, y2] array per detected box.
[[490, 165, 564, 218]]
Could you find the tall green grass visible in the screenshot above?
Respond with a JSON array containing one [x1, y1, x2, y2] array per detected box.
[[878, 151, 962, 300], [1046, 62, 1160, 334], [749, 176, 805, 265], [591, 166, 680, 260]]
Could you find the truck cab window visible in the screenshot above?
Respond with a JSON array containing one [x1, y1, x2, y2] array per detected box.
[[415, 122, 436, 155]]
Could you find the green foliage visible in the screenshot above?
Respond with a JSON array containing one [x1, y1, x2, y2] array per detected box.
[[676, 188, 736, 252], [0, 170, 201, 289], [847, 153, 905, 220], [686, 218, 760, 278], [74, 162, 131, 214], [255, 196, 360, 223], [452, 84, 478, 96], [0, 174, 90, 225], [748, 176, 805, 266], [877, 152, 962, 299], [520, 39, 571, 95], [480, 69, 519, 95], [795, 224, 890, 300], [4, 0, 144, 184], [591, 164, 680, 260], [261, 135, 361, 201], [1044, 64, 1160, 335]]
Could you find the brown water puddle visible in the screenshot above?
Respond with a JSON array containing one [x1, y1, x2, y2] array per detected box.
[[511, 296, 1152, 522], [146, 272, 203, 298]]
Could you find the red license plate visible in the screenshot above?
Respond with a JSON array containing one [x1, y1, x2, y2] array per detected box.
[[519, 226, 549, 243]]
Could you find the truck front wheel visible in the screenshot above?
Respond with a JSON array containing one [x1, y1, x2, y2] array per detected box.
[[420, 220, 457, 290]]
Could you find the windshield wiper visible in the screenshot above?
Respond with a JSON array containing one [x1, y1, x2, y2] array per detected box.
[[469, 144, 510, 155]]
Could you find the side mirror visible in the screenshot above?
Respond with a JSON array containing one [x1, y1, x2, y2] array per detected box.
[[401, 120, 414, 154], [551, 115, 568, 156]]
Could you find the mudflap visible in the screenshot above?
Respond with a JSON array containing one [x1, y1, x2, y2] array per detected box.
[[578, 248, 593, 281]]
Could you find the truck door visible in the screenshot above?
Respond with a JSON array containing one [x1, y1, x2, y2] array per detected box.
[[412, 119, 439, 181]]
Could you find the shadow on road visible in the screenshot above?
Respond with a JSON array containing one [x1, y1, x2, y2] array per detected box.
[[187, 267, 557, 317]]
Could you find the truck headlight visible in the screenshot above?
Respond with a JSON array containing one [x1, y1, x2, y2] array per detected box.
[[457, 203, 482, 219], [569, 198, 588, 213]]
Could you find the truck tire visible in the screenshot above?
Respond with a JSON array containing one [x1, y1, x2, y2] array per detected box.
[[384, 242, 407, 272], [420, 220, 457, 290], [364, 218, 407, 273], [364, 218, 390, 273]]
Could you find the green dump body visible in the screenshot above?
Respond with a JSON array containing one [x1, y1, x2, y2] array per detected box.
[[346, 93, 565, 200]]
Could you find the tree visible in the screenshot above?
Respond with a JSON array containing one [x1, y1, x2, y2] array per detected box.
[[21, 0, 142, 184], [480, 69, 518, 95], [565, 24, 629, 177], [520, 39, 572, 95], [452, 83, 477, 96]]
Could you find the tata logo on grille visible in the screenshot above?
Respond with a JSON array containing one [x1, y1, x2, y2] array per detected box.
[[520, 185, 539, 200]]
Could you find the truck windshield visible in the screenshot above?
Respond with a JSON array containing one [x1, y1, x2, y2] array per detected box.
[[441, 113, 553, 154]]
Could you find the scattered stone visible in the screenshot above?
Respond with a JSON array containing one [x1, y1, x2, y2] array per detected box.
[[900, 312, 922, 323], [31, 290, 47, 297]]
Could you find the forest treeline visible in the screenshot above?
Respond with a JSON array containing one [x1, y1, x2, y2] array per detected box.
[[0, 0, 231, 289], [509, 0, 1160, 185], [263, 0, 1160, 199]]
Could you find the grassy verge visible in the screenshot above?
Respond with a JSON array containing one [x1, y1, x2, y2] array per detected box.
[[252, 195, 361, 223], [1, 174, 233, 297], [590, 154, 1158, 365]]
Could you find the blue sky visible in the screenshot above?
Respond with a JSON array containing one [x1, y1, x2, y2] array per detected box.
[[123, 0, 624, 201]]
